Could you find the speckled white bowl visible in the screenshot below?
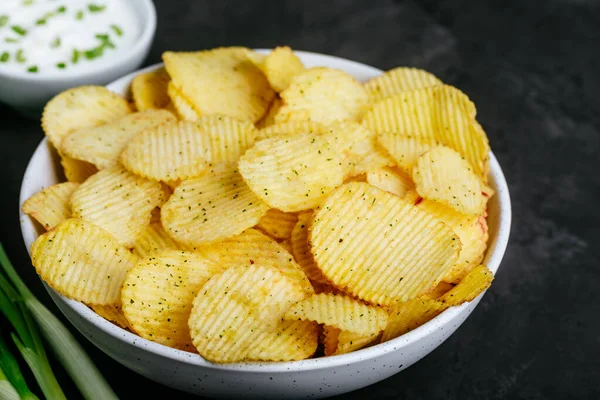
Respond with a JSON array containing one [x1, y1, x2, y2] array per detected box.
[[19, 51, 511, 399], [0, 0, 156, 117]]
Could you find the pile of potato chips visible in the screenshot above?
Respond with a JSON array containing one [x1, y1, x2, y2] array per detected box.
[[23, 46, 495, 363]]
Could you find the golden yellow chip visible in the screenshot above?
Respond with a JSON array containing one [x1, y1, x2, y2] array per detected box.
[[413, 147, 485, 215], [284, 293, 388, 336], [310, 182, 461, 306], [238, 133, 344, 212], [196, 228, 313, 294], [323, 325, 339, 356], [131, 221, 187, 259], [193, 115, 258, 163], [381, 297, 443, 342], [256, 209, 298, 240], [439, 265, 494, 306], [422, 281, 455, 299], [70, 166, 165, 246], [91, 304, 130, 329], [60, 156, 98, 183], [120, 120, 210, 182], [243, 48, 267, 69], [264, 46, 305, 93], [279, 238, 294, 255], [22, 182, 79, 230], [290, 212, 328, 284], [366, 166, 414, 197], [376, 134, 441, 173], [30, 218, 137, 305], [418, 199, 488, 283], [161, 164, 270, 246], [256, 119, 327, 140], [188, 265, 306, 363], [334, 330, 380, 355], [163, 47, 275, 123], [362, 85, 489, 176], [62, 109, 176, 169], [255, 97, 282, 129], [167, 81, 200, 121], [364, 67, 442, 102], [247, 320, 318, 361], [122, 250, 223, 351], [42, 86, 131, 151], [131, 67, 172, 111], [275, 67, 369, 125]]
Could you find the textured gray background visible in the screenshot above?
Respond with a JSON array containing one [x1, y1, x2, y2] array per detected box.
[[1, 0, 599, 398]]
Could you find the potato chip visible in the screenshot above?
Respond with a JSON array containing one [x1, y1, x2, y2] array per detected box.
[[167, 81, 201, 121], [196, 228, 313, 294], [422, 281, 454, 299], [238, 133, 344, 212], [30, 219, 137, 305], [255, 97, 281, 129], [60, 156, 98, 183], [334, 330, 380, 355], [284, 293, 388, 335], [161, 164, 269, 246], [323, 325, 339, 356], [131, 221, 187, 258], [256, 209, 298, 240], [120, 120, 210, 182], [188, 265, 306, 363], [256, 119, 326, 140], [413, 147, 485, 215], [362, 85, 489, 176], [310, 182, 461, 306], [380, 297, 443, 342], [263, 46, 305, 93], [279, 239, 294, 255], [364, 67, 442, 102], [91, 304, 130, 329], [366, 166, 414, 197], [243, 48, 267, 69], [439, 265, 494, 306], [402, 189, 422, 205], [418, 199, 488, 283], [62, 110, 176, 169], [163, 47, 275, 122], [247, 320, 318, 361], [42, 86, 131, 151], [290, 212, 328, 284], [131, 67, 172, 111], [122, 250, 223, 350], [70, 166, 165, 246], [22, 182, 79, 230], [275, 67, 369, 125], [193, 115, 258, 163], [377, 134, 441, 173]]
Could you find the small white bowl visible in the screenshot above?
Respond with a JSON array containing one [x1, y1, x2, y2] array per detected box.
[[19, 51, 511, 399], [0, 0, 156, 117]]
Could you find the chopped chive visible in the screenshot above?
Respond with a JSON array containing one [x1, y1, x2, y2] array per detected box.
[[23, 0, 35, 5], [27, 66, 38, 73], [56, 62, 66, 69], [36, 19, 46, 25], [88, 4, 106, 13], [11, 26, 26, 36], [0, 52, 8, 62], [50, 37, 61, 48], [4, 38, 18, 43], [75, 10, 84, 20], [71, 49, 80, 63], [15, 50, 25, 63], [110, 24, 123, 36], [57, 6, 67, 13], [84, 46, 103, 60], [0, 15, 8, 28]]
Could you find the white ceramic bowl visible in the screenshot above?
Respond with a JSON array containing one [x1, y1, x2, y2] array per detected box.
[[19, 51, 511, 399], [0, 0, 156, 117]]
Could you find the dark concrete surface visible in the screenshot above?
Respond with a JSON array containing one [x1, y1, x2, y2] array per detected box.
[[1, 0, 598, 398]]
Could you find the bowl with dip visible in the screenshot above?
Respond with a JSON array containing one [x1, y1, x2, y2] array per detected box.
[[0, 0, 156, 117]]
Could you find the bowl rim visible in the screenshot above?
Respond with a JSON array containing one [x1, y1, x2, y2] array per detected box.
[[19, 50, 512, 373], [0, 0, 156, 81]]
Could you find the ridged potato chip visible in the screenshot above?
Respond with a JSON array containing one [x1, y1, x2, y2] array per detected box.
[[70, 166, 165, 246], [290, 212, 328, 284], [188, 265, 306, 363], [422, 281, 454, 299], [248, 319, 318, 361], [131, 221, 187, 258], [122, 250, 224, 350], [439, 265, 494, 306], [238, 133, 344, 212], [263, 46, 305, 93], [362, 85, 489, 176], [377, 134, 441, 173], [120, 120, 210, 182], [333, 330, 380, 355], [256, 120, 326, 140], [42, 86, 131, 151], [413, 147, 485, 215], [255, 97, 282, 129], [381, 297, 443, 342], [161, 164, 269, 246], [22, 182, 79, 230], [91, 304, 130, 329], [310, 182, 461, 306], [163, 47, 275, 122], [284, 293, 388, 336], [167, 81, 200, 121], [418, 199, 488, 283], [62, 109, 176, 169], [193, 115, 258, 163], [366, 166, 414, 197], [256, 209, 298, 240], [364, 67, 442, 102], [197, 228, 313, 294], [60, 156, 97, 183], [30, 219, 137, 305], [131, 67, 172, 111], [275, 67, 369, 125]]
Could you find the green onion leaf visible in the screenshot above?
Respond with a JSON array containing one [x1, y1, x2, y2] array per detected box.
[[11, 26, 26, 36], [71, 49, 80, 64], [76, 10, 84, 20], [15, 50, 25, 63], [35, 19, 46, 25], [88, 4, 106, 13], [0, 52, 8, 62], [57, 6, 67, 13], [0, 15, 8, 28], [27, 66, 38, 73], [84, 46, 103, 60], [0, 369, 20, 400], [110, 24, 123, 37], [56, 62, 66, 69], [0, 334, 39, 400]]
